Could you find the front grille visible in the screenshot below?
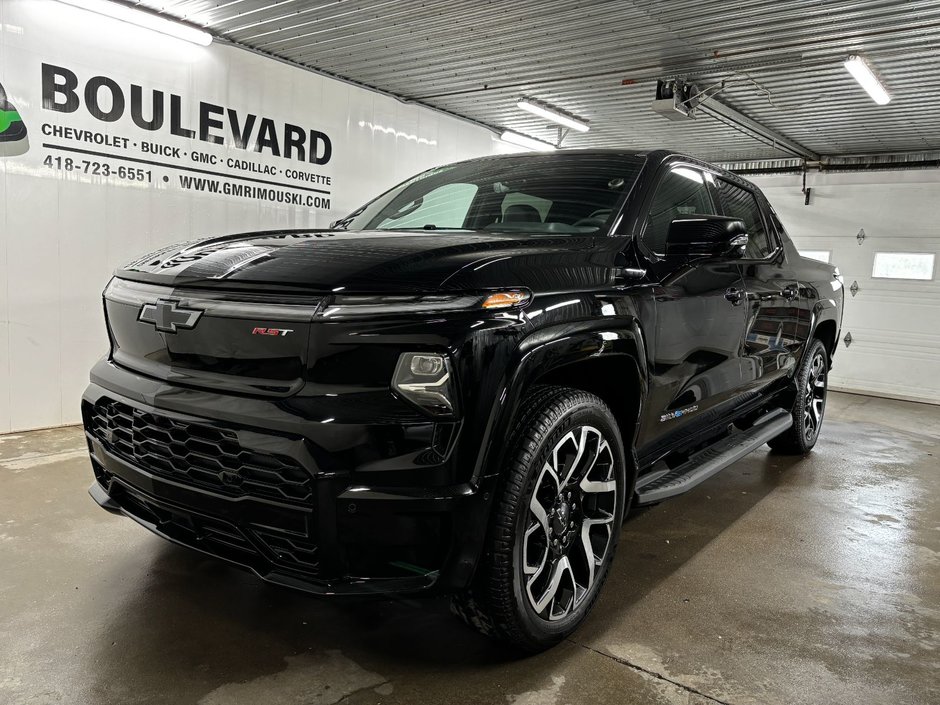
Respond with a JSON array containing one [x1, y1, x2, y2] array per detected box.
[[119, 488, 257, 555], [87, 399, 314, 505], [253, 529, 320, 573], [120, 487, 322, 577]]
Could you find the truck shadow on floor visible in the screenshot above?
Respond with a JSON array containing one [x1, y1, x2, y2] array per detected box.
[[86, 448, 808, 701]]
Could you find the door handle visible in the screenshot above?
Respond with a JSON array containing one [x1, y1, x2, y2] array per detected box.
[[781, 284, 799, 300], [724, 287, 744, 305]]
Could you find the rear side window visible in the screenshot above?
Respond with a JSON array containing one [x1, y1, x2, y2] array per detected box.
[[769, 211, 788, 238], [644, 167, 715, 255], [717, 179, 774, 258]]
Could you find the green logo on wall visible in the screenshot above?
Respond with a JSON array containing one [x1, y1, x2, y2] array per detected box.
[[0, 80, 29, 157]]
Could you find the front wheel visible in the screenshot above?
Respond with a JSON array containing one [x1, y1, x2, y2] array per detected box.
[[769, 338, 829, 454], [452, 386, 627, 651]]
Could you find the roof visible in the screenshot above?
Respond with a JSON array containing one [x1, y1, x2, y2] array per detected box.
[[134, 1, 939, 165]]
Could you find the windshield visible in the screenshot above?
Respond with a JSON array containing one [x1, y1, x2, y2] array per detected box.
[[336, 153, 646, 234]]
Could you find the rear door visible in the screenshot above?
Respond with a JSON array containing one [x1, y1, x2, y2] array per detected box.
[[634, 165, 749, 460], [715, 177, 805, 393]]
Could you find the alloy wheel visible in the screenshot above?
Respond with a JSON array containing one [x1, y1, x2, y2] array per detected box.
[[804, 351, 827, 441], [522, 425, 618, 621]]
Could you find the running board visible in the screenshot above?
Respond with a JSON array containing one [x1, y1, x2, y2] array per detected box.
[[634, 409, 792, 505]]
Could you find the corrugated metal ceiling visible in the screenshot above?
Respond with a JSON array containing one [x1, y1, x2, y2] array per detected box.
[[133, 0, 940, 163]]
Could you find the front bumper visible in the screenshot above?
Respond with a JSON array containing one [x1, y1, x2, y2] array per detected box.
[[83, 365, 490, 595]]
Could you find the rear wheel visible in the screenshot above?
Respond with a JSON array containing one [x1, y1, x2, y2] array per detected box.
[[452, 386, 627, 651], [768, 339, 828, 454]]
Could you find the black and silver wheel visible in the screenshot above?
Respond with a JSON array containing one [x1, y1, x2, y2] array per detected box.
[[452, 386, 627, 651], [769, 338, 829, 454], [522, 425, 618, 621]]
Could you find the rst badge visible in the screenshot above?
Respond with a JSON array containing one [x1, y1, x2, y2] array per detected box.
[[252, 327, 293, 337], [138, 299, 203, 333]]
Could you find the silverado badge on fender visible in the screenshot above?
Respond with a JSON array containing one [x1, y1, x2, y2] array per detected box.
[[137, 300, 203, 333]]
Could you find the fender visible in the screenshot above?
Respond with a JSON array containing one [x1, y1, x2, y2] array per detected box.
[[470, 315, 649, 486], [440, 317, 649, 589], [802, 295, 842, 366]]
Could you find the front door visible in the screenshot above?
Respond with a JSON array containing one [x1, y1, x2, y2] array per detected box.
[[634, 165, 749, 462]]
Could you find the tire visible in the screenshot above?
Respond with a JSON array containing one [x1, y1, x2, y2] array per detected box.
[[768, 338, 829, 454], [452, 386, 627, 652]]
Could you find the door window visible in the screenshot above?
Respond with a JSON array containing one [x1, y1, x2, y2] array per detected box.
[[643, 167, 715, 255], [717, 179, 775, 258]]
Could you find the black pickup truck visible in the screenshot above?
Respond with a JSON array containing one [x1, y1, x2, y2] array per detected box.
[[83, 149, 843, 651]]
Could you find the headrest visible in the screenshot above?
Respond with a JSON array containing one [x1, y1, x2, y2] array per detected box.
[[503, 204, 542, 223]]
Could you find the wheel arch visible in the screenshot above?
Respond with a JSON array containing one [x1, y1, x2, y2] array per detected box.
[[471, 319, 648, 488], [808, 299, 841, 364], [813, 318, 838, 360], [534, 355, 643, 456]]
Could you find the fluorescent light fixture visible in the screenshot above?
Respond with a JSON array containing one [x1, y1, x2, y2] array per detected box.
[[516, 99, 590, 132], [57, 0, 213, 46], [843, 55, 890, 105], [499, 130, 557, 152]]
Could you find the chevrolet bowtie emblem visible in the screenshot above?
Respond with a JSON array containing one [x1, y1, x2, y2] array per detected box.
[[138, 299, 203, 333]]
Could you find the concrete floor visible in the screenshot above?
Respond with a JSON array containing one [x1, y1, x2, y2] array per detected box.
[[1, 391, 937, 705]]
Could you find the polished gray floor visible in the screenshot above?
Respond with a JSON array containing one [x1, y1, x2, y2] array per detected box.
[[1, 392, 937, 705]]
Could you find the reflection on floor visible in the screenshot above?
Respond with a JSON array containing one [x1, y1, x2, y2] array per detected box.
[[1, 392, 937, 705]]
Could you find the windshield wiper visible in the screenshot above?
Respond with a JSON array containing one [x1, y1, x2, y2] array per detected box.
[[330, 207, 365, 230], [379, 226, 474, 232]]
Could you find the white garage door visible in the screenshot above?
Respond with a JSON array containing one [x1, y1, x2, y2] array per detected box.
[[754, 170, 940, 405]]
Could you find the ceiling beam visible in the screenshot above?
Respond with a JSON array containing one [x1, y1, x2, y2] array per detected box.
[[698, 99, 820, 161]]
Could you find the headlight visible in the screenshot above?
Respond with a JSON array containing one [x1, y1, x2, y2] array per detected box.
[[481, 291, 529, 309], [392, 352, 457, 416], [321, 294, 480, 318], [319, 290, 531, 318]]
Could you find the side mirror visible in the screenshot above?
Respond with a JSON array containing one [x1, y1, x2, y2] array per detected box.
[[664, 215, 748, 260]]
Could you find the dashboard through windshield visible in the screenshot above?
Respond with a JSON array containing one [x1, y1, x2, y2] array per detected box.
[[336, 153, 646, 235]]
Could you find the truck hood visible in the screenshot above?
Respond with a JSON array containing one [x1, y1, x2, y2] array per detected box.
[[116, 229, 612, 293]]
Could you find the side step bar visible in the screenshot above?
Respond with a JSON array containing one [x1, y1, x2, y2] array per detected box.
[[634, 409, 792, 505]]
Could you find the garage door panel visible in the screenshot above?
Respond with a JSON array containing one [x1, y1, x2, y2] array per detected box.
[[837, 325, 940, 360], [832, 261, 940, 404], [832, 231, 940, 404], [841, 298, 940, 334], [830, 347, 940, 404], [757, 175, 940, 405]]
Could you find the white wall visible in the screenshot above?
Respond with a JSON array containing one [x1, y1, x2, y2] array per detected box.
[[0, 0, 507, 433], [751, 170, 940, 404]]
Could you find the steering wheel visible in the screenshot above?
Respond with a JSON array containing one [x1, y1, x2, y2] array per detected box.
[[573, 209, 612, 228], [571, 217, 607, 228]]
